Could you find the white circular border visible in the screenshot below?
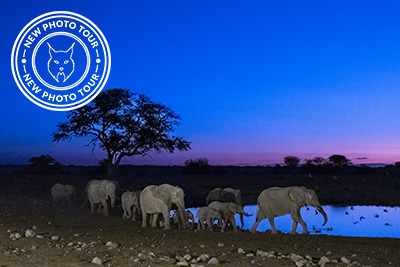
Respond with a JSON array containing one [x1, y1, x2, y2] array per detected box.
[[11, 11, 111, 111], [32, 32, 91, 91]]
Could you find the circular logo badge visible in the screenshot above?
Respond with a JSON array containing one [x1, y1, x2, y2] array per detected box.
[[11, 11, 111, 111]]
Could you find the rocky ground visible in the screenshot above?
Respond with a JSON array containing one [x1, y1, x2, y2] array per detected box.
[[0, 196, 399, 267]]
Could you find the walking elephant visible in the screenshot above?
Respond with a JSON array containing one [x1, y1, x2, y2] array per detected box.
[[51, 183, 77, 207], [140, 184, 186, 230], [172, 209, 194, 230], [250, 186, 328, 234], [121, 191, 140, 221], [207, 201, 252, 232], [196, 206, 222, 230], [206, 187, 245, 228], [86, 179, 116, 216]]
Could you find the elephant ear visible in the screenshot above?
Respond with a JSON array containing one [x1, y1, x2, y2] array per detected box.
[[289, 187, 306, 207], [228, 202, 237, 214], [155, 185, 172, 205]]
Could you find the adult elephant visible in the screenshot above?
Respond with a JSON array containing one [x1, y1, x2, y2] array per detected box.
[[206, 187, 245, 228], [140, 184, 186, 230], [86, 179, 116, 216], [250, 186, 328, 234]]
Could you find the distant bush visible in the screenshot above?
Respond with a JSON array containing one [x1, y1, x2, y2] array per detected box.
[[183, 158, 210, 174], [284, 156, 300, 167], [26, 155, 62, 174]]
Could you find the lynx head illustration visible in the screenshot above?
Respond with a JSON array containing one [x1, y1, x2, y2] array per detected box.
[[47, 42, 75, 83]]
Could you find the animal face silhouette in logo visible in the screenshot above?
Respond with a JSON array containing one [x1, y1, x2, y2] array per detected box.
[[47, 42, 75, 83]]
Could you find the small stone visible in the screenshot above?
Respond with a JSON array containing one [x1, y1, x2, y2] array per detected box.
[[15, 233, 22, 239], [326, 251, 332, 255], [148, 252, 156, 259], [200, 244, 205, 249], [341, 257, 350, 264], [137, 253, 146, 261], [25, 229, 35, 238], [352, 254, 357, 257], [217, 242, 225, 247], [197, 254, 210, 262], [319, 256, 330, 266], [91, 256, 102, 265], [36, 235, 44, 239], [32, 226, 37, 230], [305, 255, 313, 261], [177, 262, 188, 266], [246, 253, 254, 257], [183, 254, 191, 261], [51, 236, 59, 241], [74, 233, 79, 237], [208, 257, 219, 265], [238, 248, 245, 254]]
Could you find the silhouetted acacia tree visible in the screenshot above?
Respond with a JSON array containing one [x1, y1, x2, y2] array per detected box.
[[52, 89, 191, 178], [284, 156, 300, 167], [328, 154, 352, 167], [305, 156, 328, 166], [184, 158, 210, 174]]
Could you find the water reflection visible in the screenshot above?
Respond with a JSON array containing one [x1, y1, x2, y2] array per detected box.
[[187, 205, 400, 238]]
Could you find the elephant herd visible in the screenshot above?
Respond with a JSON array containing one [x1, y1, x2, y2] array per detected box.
[[51, 181, 328, 234]]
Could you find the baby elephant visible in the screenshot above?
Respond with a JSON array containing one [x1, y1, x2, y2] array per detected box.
[[196, 206, 222, 231], [172, 209, 194, 230], [121, 191, 140, 221], [208, 201, 252, 232], [51, 183, 77, 207]]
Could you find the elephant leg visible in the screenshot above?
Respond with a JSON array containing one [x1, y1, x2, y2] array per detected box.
[[162, 207, 171, 230], [101, 200, 109, 216], [151, 213, 159, 228], [268, 217, 278, 234], [250, 219, 261, 233], [89, 200, 95, 214], [292, 209, 309, 234], [230, 216, 237, 232], [142, 211, 148, 227], [131, 207, 137, 221], [66, 196, 72, 207], [291, 219, 299, 234], [122, 206, 127, 219]]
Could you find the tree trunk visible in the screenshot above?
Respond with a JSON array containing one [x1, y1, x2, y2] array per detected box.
[[107, 164, 118, 179]]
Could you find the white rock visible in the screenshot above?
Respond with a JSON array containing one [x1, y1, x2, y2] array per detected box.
[[32, 226, 37, 230], [176, 255, 186, 262], [67, 242, 74, 246], [25, 229, 35, 238], [183, 254, 191, 261], [305, 255, 313, 261], [51, 236, 59, 241], [318, 256, 330, 266], [208, 257, 219, 265], [326, 251, 332, 255], [341, 257, 350, 264], [36, 235, 44, 239], [296, 260, 307, 267], [15, 233, 22, 239], [197, 254, 210, 262], [237, 248, 245, 254], [177, 262, 188, 266], [291, 254, 304, 262], [246, 253, 254, 257], [91, 257, 102, 265], [352, 254, 357, 257], [217, 242, 225, 247]]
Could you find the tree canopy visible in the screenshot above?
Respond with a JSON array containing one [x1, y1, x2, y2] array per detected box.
[[52, 89, 191, 177], [284, 156, 300, 167], [328, 154, 352, 167]]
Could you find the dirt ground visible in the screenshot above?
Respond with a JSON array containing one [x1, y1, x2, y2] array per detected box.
[[0, 195, 399, 267]]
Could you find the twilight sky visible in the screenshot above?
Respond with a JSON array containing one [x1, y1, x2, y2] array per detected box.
[[2, 0, 400, 166]]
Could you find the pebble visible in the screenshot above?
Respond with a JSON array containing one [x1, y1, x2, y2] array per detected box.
[[237, 248, 245, 254], [176, 262, 188, 266], [51, 236, 59, 241], [217, 242, 225, 247], [91, 257, 102, 265], [207, 257, 219, 265], [25, 229, 35, 238], [341, 257, 350, 264], [246, 253, 254, 257], [183, 254, 191, 261], [36, 235, 44, 239]]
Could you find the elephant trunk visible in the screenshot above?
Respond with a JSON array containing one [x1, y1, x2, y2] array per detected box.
[[110, 195, 116, 209], [317, 206, 328, 226]]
